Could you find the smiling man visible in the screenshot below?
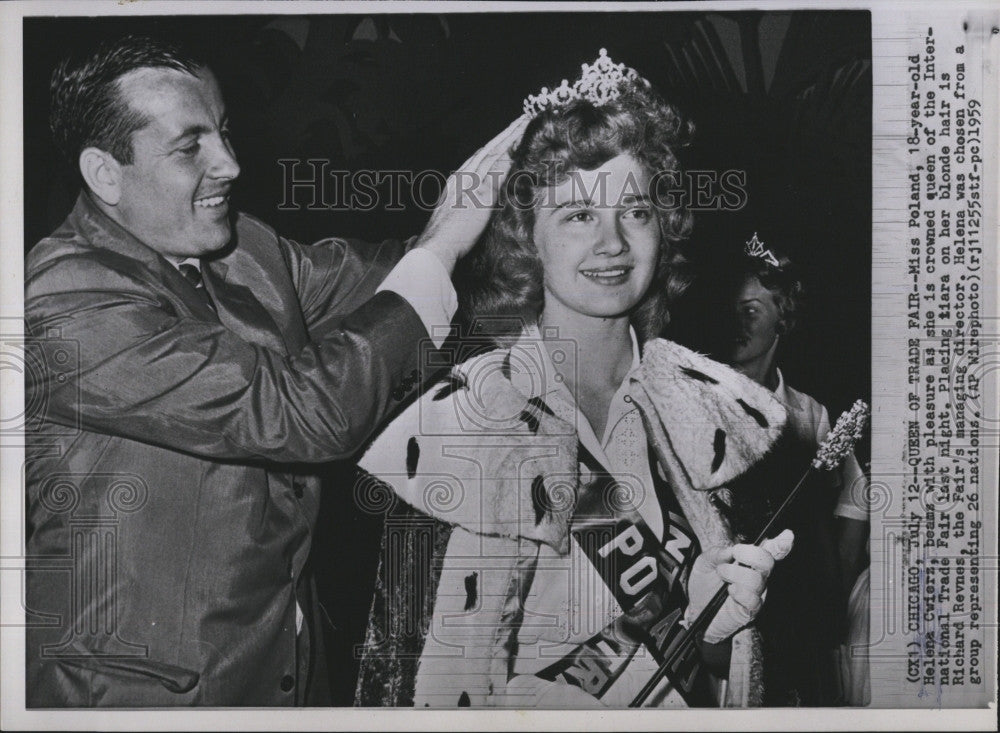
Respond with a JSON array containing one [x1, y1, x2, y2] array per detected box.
[[80, 65, 242, 258], [24, 34, 521, 707]]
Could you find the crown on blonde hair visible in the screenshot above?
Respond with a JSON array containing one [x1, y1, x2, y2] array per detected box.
[[523, 48, 649, 118]]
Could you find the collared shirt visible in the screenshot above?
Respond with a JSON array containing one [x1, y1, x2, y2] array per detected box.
[[517, 325, 664, 536], [377, 247, 457, 349], [774, 369, 868, 522], [510, 325, 685, 707], [171, 256, 202, 273]]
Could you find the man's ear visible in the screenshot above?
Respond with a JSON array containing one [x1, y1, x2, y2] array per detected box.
[[79, 147, 123, 206]]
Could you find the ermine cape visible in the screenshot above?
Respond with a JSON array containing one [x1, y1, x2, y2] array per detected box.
[[354, 338, 786, 707]]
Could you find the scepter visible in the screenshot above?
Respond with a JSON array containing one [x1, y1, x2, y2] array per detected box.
[[630, 399, 871, 707]]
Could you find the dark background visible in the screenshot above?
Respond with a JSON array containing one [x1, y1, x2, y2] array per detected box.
[[24, 10, 871, 704]]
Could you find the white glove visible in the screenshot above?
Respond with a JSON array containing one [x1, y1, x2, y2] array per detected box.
[[685, 529, 794, 644], [501, 674, 607, 709]]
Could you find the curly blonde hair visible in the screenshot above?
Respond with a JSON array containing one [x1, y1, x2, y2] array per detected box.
[[455, 84, 694, 345]]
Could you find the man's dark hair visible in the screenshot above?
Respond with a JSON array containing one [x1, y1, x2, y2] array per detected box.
[[50, 34, 204, 168]]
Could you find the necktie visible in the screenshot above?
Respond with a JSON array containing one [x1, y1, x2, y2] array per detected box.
[[177, 262, 216, 312]]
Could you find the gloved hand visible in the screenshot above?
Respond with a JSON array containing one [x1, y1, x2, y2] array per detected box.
[[685, 529, 794, 644], [503, 675, 606, 708]]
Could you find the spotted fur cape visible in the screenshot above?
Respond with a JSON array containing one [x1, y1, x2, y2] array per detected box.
[[353, 338, 786, 708]]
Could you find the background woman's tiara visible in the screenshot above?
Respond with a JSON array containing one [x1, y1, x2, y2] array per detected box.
[[744, 232, 780, 267], [522, 48, 649, 118]]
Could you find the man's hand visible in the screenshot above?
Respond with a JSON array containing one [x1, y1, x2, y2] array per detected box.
[[686, 529, 794, 644], [415, 115, 529, 273]]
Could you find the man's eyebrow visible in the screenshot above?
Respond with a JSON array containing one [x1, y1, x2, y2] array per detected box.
[[166, 124, 212, 146], [620, 193, 652, 205], [166, 115, 229, 146]]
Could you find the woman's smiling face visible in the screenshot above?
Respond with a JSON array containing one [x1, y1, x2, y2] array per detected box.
[[531, 153, 660, 324]]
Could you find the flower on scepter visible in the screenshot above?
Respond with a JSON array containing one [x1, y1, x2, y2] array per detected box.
[[812, 399, 870, 470]]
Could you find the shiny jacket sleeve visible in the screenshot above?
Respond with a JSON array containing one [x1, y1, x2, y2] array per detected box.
[[277, 231, 415, 340], [25, 242, 426, 464]]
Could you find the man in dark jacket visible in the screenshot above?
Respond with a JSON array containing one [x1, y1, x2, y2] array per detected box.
[[24, 34, 522, 707]]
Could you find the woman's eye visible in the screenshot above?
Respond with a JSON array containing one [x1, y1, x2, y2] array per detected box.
[[623, 207, 652, 222], [566, 210, 594, 223]]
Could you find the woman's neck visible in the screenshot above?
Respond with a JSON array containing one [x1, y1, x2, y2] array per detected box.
[[539, 306, 634, 388], [539, 304, 635, 442], [732, 347, 781, 392]]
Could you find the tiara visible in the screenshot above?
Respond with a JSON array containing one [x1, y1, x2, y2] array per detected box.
[[522, 48, 649, 118], [744, 233, 780, 267]]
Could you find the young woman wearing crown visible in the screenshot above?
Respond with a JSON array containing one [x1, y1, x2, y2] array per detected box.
[[352, 50, 795, 708], [686, 238, 871, 706]]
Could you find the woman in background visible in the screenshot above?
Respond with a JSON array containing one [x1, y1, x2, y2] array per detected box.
[[679, 237, 870, 705]]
